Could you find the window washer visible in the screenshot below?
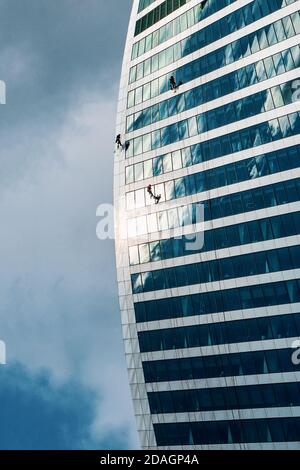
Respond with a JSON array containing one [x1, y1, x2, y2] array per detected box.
[[124, 141, 130, 152], [169, 76, 177, 91], [170, 76, 183, 93], [147, 184, 161, 204], [147, 184, 154, 198], [115, 134, 123, 149]]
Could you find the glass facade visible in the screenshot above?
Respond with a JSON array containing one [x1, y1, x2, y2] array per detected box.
[[129, 3, 299, 85], [135, 0, 190, 36], [115, 0, 300, 450], [133, 0, 235, 60], [126, 80, 299, 158], [127, 45, 300, 130], [139, 313, 300, 352]]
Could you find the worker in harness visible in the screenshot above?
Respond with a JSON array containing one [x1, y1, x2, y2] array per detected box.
[[115, 134, 123, 149], [147, 184, 161, 204], [115, 135, 130, 154], [169, 75, 183, 93], [169, 76, 177, 91]]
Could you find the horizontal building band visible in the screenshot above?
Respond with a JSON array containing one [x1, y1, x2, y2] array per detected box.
[[145, 371, 300, 392], [135, 0, 191, 36], [127, 140, 300, 210], [136, 302, 300, 335], [128, 172, 300, 239], [153, 416, 300, 446], [134, 276, 300, 322], [132, 244, 300, 294], [129, 210, 300, 268], [156, 443, 300, 450], [149, 381, 300, 413], [141, 336, 299, 361], [126, 130, 300, 195], [142, 347, 300, 383], [151, 408, 300, 425], [138, 312, 300, 353]]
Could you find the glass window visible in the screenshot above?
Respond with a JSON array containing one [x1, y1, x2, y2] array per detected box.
[[291, 12, 300, 35], [151, 54, 159, 73], [134, 136, 143, 156], [143, 133, 152, 153], [144, 160, 153, 179], [256, 60, 267, 81], [126, 166, 134, 184], [158, 211, 168, 231], [273, 53, 285, 74], [188, 117, 198, 137], [139, 244, 150, 264], [152, 130, 161, 150], [151, 78, 159, 98], [165, 180, 175, 201], [163, 153, 173, 173], [282, 16, 295, 38], [271, 86, 284, 107], [135, 189, 145, 209], [134, 162, 144, 182], [153, 156, 163, 176], [129, 245, 139, 265], [266, 23, 277, 46], [127, 90, 135, 108], [274, 19, 286, 42], [172, 150, 182, 170], [143, 82, 151, 102], [137, 216, 147, 236], [126, 192, 135, 211]]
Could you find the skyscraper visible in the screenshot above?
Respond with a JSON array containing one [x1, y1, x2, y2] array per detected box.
[[114, 0, 300, 449]]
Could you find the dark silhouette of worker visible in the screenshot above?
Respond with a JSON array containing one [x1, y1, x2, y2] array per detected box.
[[115, 134, 122, 149], [170, 76, 177, 90], [147, 184, 154, 198], [170, 76, 183, 92], [147, 184, 161, 204], [124, 141, 130, 152]]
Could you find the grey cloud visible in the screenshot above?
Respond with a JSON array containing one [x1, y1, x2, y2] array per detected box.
[[0, 0, 131, 132], [0, 362, 130, 449], [0, 0, 138, 449]]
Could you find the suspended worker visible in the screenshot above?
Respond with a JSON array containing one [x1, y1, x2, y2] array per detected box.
[[154, 194, 161, 204], [147, 184, 161, 204], [115, 134, 123, 149], [169, 76, 177, 91], [147, 184, 154, 199]]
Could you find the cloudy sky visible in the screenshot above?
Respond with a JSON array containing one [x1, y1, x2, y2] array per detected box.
[[0, 0, 138, 449]]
